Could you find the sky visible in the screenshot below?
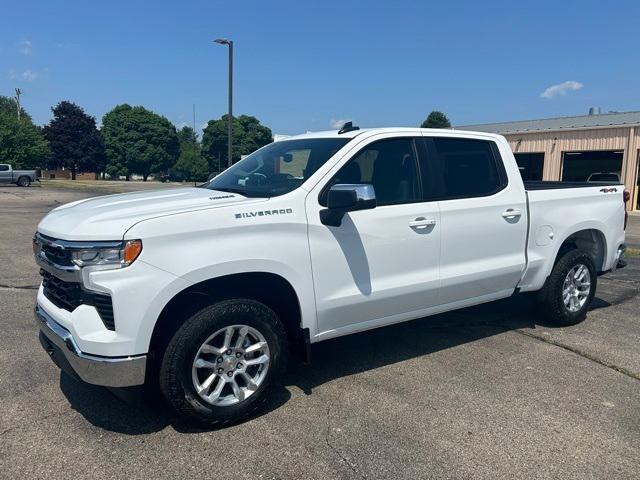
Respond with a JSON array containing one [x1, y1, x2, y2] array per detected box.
[[1, 0, 639, 135]]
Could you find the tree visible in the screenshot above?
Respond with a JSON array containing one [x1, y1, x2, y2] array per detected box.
[[202, 114, 272, 172], [174, 142, 208, 182], [0, 96, 49, 169], [43, 101, 105, 179], [177, 125, 198, 144], [420, 111, 451, 129], [102, 104, 179, 181], [173, 125, 207, 182]]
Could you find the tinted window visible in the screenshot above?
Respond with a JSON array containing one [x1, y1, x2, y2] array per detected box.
[[205, 138, 350, 197], [0, 165, 9, 172], [327, 138, 421, 206], [429, 138, 504, 198], [514, 152, 544, 181]]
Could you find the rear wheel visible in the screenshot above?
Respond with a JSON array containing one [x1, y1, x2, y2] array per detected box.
[[159, 299, 288, 426], [17, 176, 30, 187], [538, 249, 597, 326]]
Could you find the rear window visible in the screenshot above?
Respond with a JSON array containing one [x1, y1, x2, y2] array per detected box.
[[428, 138, 506, 199], [588, 173, 620, 183]]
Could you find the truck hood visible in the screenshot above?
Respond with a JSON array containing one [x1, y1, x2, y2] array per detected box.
[[37, 187, 265, 241]]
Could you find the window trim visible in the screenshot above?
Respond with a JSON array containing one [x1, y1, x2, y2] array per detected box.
[[318, 137, 425, 207], [421, 137, 508, 202]]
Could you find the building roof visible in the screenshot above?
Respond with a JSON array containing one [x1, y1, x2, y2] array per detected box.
[[457, 110, 640, 134]]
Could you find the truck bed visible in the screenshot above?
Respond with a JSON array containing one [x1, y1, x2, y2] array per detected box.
[[518, 182, 626, 292]]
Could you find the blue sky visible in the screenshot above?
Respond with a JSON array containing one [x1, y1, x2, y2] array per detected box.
[[1, 0, 638, 135]]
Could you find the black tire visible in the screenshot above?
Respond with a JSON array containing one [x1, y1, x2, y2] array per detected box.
[[17, 176, 30, 187], [538, 249, 597, 326], [159, 299, 288, 426]]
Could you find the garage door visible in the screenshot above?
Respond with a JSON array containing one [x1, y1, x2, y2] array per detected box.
[[561, 150, 623, 182]]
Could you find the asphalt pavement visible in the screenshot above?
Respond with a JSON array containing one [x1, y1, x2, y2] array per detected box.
[[626, 212, 640, 249], [1, 183, 639, 479]]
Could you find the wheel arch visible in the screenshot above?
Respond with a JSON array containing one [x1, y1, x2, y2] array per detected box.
[[17, 175, 30, 186], [148, 271, 305, 367], [553, 227, 607, 273]]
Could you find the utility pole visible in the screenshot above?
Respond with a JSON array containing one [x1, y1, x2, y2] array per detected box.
[[214, 38, 233, 168], [192, 103, 196, 145], [14, 88, 22, 120]]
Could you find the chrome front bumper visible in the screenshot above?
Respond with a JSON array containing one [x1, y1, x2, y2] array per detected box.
[[35, 305, 147, 388]]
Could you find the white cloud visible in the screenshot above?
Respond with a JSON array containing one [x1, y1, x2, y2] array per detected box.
[[540, 80, 583, 99], [7, 69, 17, 79], [19, 40, 32, 55], [21, 69, 38, 81], [329, 118, 352, 129]]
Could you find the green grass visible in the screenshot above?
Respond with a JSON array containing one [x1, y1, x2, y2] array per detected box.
[[625, 247, 640, 258]]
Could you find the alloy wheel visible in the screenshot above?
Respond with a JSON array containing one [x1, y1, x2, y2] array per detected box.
[[191, 325, 270, 407], [562, 264, 591, 313]]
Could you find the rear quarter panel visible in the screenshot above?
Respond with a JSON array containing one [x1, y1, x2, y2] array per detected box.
[[519, 186, 625, 291]]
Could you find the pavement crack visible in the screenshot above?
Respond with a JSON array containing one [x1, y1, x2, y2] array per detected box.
[[511, 328, 640, 382], [325, 403, 367, 480], [0, 284, 39, 291], [603, 277, 640, 287]]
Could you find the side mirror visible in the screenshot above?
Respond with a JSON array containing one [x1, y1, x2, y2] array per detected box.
[[320, 184, 376, 227]]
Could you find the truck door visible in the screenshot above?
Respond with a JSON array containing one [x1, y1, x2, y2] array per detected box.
[[305, 134, 441, 339], [426, 136, 528, 305], [0, 165, 12, 183]]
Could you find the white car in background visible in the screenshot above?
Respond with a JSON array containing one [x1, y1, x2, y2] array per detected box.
[[587, 172, 620, 183]]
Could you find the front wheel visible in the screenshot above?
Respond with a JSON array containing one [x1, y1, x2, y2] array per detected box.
[[538, 249, 597, 326], [159, 299, 288, 426]]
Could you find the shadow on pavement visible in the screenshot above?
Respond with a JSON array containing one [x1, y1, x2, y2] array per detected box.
[[59, 369, 292, 435], [59, 287, 633, 434]]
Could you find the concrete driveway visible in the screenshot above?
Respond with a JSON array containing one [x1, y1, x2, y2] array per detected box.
[[1, 184, 639, 479]]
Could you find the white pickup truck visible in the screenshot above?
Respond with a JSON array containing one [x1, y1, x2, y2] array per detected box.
[[34, 125, 627, 425]]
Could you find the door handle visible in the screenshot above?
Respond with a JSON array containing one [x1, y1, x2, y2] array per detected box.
[[502, 209, 522, 219], [409, 217, 436, 229]]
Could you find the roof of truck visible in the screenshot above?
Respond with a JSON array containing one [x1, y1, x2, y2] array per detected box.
[[282, 127, 503, 141]]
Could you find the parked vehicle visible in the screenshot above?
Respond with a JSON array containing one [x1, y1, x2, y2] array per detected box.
[[0, 164, 38, 186], [587, 172, 620, 183], [33, 125, 627, 425], [158, 170, 184, 183]]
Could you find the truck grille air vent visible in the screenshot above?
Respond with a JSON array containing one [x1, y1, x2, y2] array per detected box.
[[41, 242, 74, 266], [40, 269, 115, 331]]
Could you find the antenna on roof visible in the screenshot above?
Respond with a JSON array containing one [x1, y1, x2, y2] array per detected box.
[[338, 121, 360, 134]]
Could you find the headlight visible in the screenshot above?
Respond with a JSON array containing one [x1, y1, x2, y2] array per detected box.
[[72, 240, 143, 268]]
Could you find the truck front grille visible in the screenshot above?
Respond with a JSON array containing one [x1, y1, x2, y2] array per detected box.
[[40, 237, 74, 266], [40, 269, 115, 330]]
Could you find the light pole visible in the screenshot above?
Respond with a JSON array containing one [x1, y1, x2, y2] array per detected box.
[[214, 38, 233, 168]]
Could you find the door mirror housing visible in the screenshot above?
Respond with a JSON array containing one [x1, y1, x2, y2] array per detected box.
[[320, 184, 376, 227]]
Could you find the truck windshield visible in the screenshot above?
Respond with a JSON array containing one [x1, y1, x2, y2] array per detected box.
[[204, 138, 351, 197]]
